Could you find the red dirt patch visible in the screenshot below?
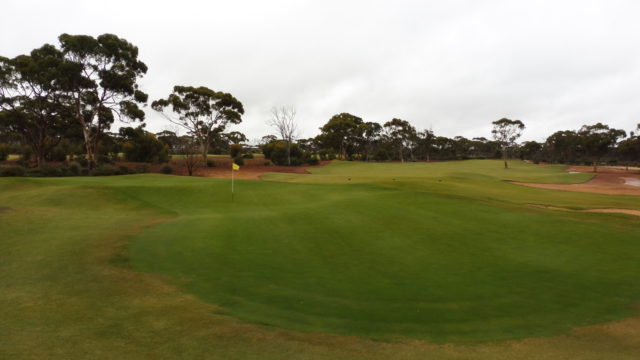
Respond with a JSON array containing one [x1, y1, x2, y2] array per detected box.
[[164, 158, 331, 180], [516, 166, 640, 196], [526, 203, 640, 217]]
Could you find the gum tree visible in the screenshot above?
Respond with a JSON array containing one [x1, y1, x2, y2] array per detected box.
[[578, 123, 625, 172], [58, 33, 148, 168], [0, 45, 69, 167], [492, 118, 525, 168], [152, 86, 244, 163]]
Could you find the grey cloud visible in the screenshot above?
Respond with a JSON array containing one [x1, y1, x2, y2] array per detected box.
[[3, 0, 639, 142]]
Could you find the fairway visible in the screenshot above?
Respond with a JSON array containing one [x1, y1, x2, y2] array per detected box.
[[2, 160, 640, 358]]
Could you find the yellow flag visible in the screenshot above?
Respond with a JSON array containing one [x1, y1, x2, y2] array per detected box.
[[232, 163, 240, 171]]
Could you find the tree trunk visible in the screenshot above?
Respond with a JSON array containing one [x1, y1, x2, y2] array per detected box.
[[503, 146, 508, 169], [286, 140, 291, 166], [81, 127, 96, 169]]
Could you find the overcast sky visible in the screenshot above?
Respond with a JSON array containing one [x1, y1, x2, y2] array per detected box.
[[3, 0, 640, 143]]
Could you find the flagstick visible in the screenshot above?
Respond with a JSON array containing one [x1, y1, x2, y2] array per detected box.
[[231, 163, 234, 202]]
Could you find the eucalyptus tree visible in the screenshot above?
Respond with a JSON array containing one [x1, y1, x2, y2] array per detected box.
[[152, 86, 244, 163], [320, 113, 363, 160], [58, 33, 149, 168], [417, 129, 435, 161], [384, 118, 417, 162], [359, 121, 382, 161], [577, 123, 625, 172], [491, 118, 525, 168], [544, 130, 581, 163], [0, 45, 70, 167]]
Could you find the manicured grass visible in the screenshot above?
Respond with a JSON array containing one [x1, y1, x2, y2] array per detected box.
[[1, 160, 639, 358]]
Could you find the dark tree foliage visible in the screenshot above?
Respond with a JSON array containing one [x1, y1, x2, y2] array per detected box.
[[119, 126, 169, 163], [384, 118, 417, 162], [0, 45, 70, 167], [319, 113, 363, 160], [58, 33, 149, 168], [152, 86, 243, 163], [577, 123, 626, 172]]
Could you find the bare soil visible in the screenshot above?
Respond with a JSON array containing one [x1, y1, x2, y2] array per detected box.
[[526, 203, 640, 217], [516, 166, 640, 196], [168, 159, 332, 180]]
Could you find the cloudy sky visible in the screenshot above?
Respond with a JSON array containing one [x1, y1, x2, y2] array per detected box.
[[3, 0, 640, 142]]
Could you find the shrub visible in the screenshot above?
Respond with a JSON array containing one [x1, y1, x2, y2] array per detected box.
[[26, 165, 62, 177], [91, 164, 118, 176], [161, 165, 173, 174], [120, 126, 170, 163], [307, 156, 320, 165], [0, 166, 25, 177], [233, 156, 244, 166], [68, 162, 82, 176], [206, 160, 216, 167], [135, 164, 149, 174], [242, 153, 254, 159], [73, 155, 89, 168], [263, 161, 271, 166], [118, 165, 130, 175], [263, 141, 304, 166], [0, 144, 9, 161]]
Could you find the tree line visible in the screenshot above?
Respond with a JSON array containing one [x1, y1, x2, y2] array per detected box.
[[1, 33, 639, 175]]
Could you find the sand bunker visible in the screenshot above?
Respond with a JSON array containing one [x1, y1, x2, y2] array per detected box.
[[623, 178, 640, 187], [526, 204, 640, 217], [515, 166, 640, 196]]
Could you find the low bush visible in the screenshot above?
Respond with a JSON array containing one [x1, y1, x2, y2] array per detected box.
[[242, 153, 254, 159], [161, 165, 173, 174], [25, 165, 63, 177], [0, 166, 25, 177], [206, 160, 216, 167], [67, 162, 82, 176], [91, 165, 118, 176], [118, 165, 131, 175], [135, 164, 149, 174], [233, 156, 244, 166], [307, 156, 320, 165], [0, 144, 10, 161]]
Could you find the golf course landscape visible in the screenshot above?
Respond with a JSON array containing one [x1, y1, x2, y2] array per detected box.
[[2, 159, 640, 359]]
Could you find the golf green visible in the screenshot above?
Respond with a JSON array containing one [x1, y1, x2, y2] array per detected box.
[[2, 160, 639, 345]]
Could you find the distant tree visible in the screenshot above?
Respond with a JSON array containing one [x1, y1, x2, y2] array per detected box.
[[616, 136, 640, 170], [152, 86, 244, 164], [384, 118, 417, 162], [156, 130, 180, 152], [225, 131, 247, 145], [119, 126, 169, 163], [268, 106, 298, 165], [491, 118, 525, 168], [359, 121, 382, 161], [320, 113, 363, 160], [544, 130, 581, 163], [0, 45, 69, 167], [519, 141, 543, 161], [58, 33, 149, 169], [417, 129, 435, 161], [578, 123, 626, 172]]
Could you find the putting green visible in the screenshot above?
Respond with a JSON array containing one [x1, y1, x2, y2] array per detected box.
[[128, 160, 639, 341], [2, 160, 639, 345]]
